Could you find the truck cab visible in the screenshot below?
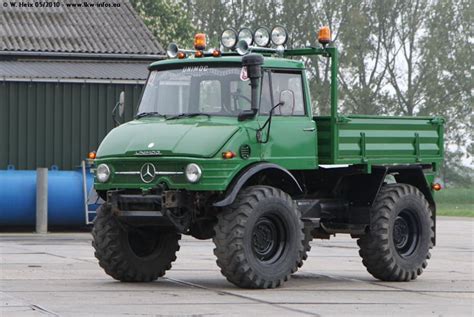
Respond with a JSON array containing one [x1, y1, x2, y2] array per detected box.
[[92, 27, 444, 289]]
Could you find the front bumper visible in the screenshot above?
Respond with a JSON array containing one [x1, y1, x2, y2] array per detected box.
[[105, 189, 194, 229], [107, 190, 162, 216]]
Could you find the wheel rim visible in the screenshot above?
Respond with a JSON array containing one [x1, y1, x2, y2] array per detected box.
[[127, 227, 161, 258], [251, 213, 288, 264], [393, 209, 420, 257]]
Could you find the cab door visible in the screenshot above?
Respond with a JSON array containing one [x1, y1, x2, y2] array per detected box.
[[259, 70, 317, 170]]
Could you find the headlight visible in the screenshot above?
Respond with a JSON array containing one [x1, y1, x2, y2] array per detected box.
[[185, 163, 202, 183], [221, 29, 238, 49], [238, 28, 253, 45], [254, 27, 270, 47], [271, 26, 288, 45], [96, 164, 110, 183]]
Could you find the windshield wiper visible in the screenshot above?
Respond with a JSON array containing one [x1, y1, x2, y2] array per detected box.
[[166, 113, 211, 120], [135, 112, 166, 119]]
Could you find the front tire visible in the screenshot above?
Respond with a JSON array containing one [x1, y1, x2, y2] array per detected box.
[[213, 186, 308, 289], [357, 184, 434, 281], [92, 205, 181, 282]]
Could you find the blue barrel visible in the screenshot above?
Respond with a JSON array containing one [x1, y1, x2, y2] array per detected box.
[[0, 168, 37, 226], [48, 168, 94, 226], [0, 166, 94, 227]]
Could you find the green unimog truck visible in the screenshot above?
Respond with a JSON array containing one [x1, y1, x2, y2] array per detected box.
[[91, 26, 444, 288]]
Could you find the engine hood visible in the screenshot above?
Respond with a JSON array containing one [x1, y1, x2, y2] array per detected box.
[[96, 118, 240, 158]]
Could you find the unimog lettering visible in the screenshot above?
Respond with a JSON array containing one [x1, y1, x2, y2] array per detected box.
[[91, 27, 444, 289], [182, 66, 208, 72]]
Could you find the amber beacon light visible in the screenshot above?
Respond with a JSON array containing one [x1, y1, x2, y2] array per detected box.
[[318, 26, 331, 46], [194, 33, 207, 50]]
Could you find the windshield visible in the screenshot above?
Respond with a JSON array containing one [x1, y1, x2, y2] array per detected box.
[[137, 66, 252, 117]]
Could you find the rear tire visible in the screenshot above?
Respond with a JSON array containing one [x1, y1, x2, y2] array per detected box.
[[92, 205, 181, 282], [213, 186, 307, 289], [357, 184, 434, 281]]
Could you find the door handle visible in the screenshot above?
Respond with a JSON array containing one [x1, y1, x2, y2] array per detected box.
[[303, 127, 316, 132]]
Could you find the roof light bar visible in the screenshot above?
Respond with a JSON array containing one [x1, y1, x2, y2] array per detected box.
[[166, 26, 333, 59], [219, 26, 290, 55]]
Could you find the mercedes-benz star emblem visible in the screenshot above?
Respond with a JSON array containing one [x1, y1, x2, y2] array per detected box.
[[140, 163, 156, 183]]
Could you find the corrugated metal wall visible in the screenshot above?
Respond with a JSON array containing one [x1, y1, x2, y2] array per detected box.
[[0, 81, 143, 170]]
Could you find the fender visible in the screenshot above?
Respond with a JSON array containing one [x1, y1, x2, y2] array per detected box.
[[213, 162, 303, 207], [332, 164, 435, 211], [387, 164, 436, 246], [334, 164, 436, 244], [386, 165, 435, 208]]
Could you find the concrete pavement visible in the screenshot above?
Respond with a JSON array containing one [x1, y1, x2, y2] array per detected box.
[[1, 216, 473, 316]]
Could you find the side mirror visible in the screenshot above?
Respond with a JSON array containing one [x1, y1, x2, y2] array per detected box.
[[112, 91, 125, 126], [118, 91, 125, 117], [279, 90, 295, 115]]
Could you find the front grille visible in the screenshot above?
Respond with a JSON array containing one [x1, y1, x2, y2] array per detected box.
[[110, 161, 185, 184]]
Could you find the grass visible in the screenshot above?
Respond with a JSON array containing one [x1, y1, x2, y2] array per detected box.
[[435, 187, 474, 217]]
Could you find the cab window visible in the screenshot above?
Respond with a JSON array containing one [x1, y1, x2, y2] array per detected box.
[[199, 80, 221, 113], [137, 67, 251, 117], [260, 70, 306, 116], [230, 80, 251, 111]]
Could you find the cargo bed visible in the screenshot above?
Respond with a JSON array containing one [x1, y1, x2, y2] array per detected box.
[[315, 115, 444, 167]]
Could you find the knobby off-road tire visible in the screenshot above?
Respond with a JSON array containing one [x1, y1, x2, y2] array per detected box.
[[92, 205, 181, 282], [213, 186, 309, 289], [357, 184, 434, 281]]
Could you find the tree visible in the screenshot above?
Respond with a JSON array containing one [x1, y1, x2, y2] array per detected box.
[[130, 0, 195, 48], [337, 0, 398, 115], [381, 0, 430, 116], [420, 0, 473, 185]]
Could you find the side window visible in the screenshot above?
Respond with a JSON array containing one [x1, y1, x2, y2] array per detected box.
[[270, 72, 305, 116], [199, 80, 221, 113]]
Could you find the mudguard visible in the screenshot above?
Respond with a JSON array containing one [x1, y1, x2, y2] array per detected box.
[[213, 162, 302, 207]]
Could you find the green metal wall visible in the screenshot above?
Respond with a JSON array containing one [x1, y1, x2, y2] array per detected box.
[[0, 81, 143, 170], [315, 115, 444, 165]]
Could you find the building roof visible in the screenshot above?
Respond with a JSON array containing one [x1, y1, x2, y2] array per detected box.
[[0, 59, 151, 83], [0, 0, 163, 55]]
